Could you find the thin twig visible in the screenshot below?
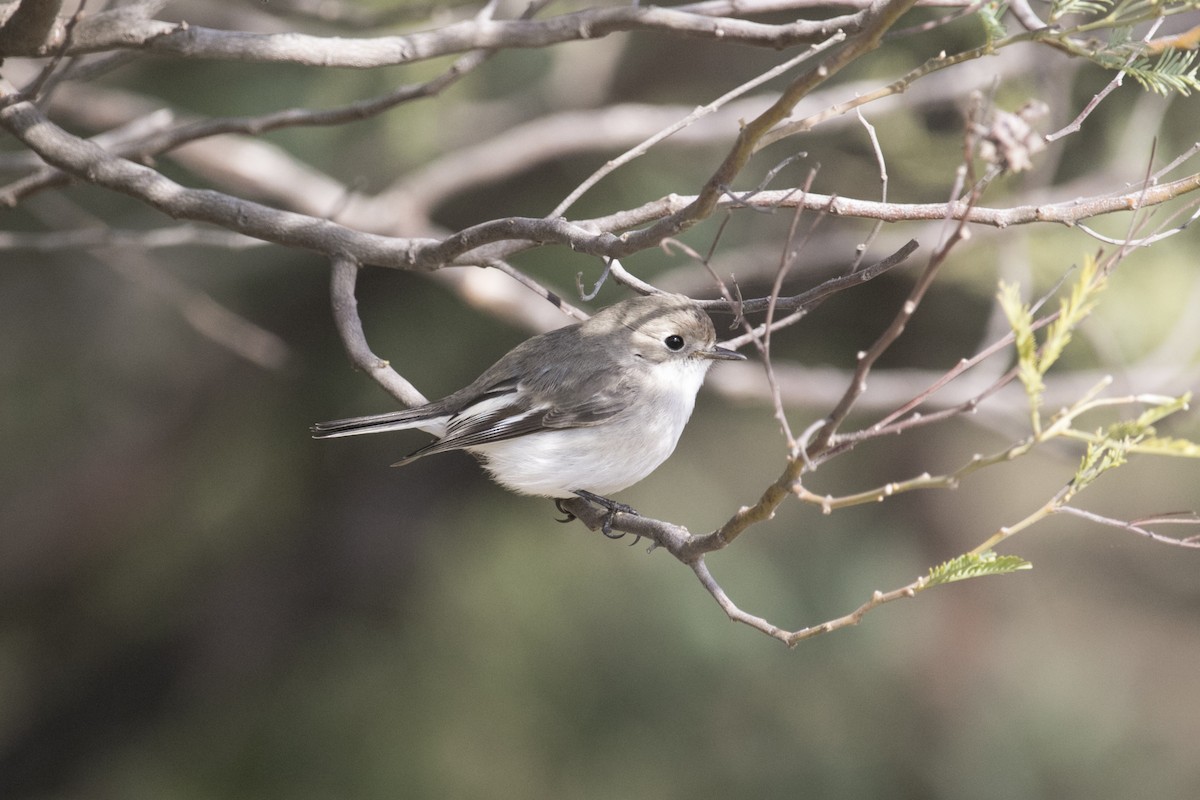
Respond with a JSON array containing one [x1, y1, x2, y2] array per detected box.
[[548, 32, 847, 218], [807, 176, 981, 455], [849, 107, 888, 271], [611, 0, 922, 258], [1046, 18, 1166, 143], [490, 260, 591, 322], [756, 170, 825, 449]]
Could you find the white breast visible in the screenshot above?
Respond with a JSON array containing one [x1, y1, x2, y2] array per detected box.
[[469, 357, 712, 498]]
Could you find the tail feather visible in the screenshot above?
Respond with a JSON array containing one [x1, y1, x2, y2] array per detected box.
[[310, 408, 447, 439]]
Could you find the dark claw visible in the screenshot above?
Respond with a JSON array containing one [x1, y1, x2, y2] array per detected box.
[[600, 515, 624, 539], [553, 498, 577, 524], [572, 490, 639, 542]]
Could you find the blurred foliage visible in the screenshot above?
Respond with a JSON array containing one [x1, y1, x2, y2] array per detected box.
[[2, 1, 1200, 799]]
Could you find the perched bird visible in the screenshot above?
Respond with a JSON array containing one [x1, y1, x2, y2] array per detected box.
[[312, 293, 744, 533]]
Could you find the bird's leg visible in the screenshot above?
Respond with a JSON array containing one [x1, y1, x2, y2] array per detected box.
[[571, 490, 640, 540]]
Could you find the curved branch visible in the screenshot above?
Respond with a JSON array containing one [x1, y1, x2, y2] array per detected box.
[[329, 255, 430, 408], [0, 85, 442, 265], [559, 496, 926, 646]]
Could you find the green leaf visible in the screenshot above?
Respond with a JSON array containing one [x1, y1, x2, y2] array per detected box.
[[926, 551, 1032, 587]]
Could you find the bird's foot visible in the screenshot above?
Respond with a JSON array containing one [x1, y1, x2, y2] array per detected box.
[[572, 490, 640, 542]]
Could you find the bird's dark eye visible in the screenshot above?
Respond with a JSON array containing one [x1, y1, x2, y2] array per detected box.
[[664, 334, 685, 351]]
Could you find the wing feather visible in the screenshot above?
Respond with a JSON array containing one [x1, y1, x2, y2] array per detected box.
[[391, 376, 626, 466]]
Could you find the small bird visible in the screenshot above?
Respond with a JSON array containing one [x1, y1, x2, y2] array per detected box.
[[312, 293, 745, 533]]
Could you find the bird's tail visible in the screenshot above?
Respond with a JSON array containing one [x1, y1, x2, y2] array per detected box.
[[310, 408, 447, 439]]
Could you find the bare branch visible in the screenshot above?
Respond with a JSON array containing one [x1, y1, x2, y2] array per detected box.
[[690, 558, 796, 645], [1006, 0, 1048, 31], [0, 84, 441, 265], [328, 254, 430, 408], [489, 260, 591, 323], [1045, 69, 1125, 143], [807, 188, 975, 453], [703, 239, 921, 353], [850, 107, 889, 270], [1057, 506, 1200, 549], [561, 495, 928, 646], [614, 0, 922, 257], [752, 172, 827, 449], [0, 223, 265, 252], [548, 31, 847, 218], [254, 0, 482, 29], [55, 3, 865, 65], [0, 0, 63, 57], [582, 175, 1200, 233]]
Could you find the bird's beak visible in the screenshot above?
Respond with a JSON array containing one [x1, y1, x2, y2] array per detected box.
[[700, 344, 746, 361]]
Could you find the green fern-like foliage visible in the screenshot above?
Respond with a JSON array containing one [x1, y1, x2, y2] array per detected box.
[[1070, 394, 1197, 489], [1099, 26, 1140, 63], [998, 281, 1043, 420], [1040, 255, 1105, 373], [1037, 0, 1200, 97], [1049, 0, 1113, 23], [1073, 432, 1135, 490], [925, 551, 1032, 587], [999, 255, 1107, 432], [1123, 48, 1200, 96], [1084, 393, 1197, 460]]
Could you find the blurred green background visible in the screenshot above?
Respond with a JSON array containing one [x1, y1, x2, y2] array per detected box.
[[3, 2, 1200, 798]]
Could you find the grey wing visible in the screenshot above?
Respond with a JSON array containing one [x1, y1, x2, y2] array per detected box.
[[391, 376, 626, 466], [540, 391, 627, 429], [504, 342, 629, 430]]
